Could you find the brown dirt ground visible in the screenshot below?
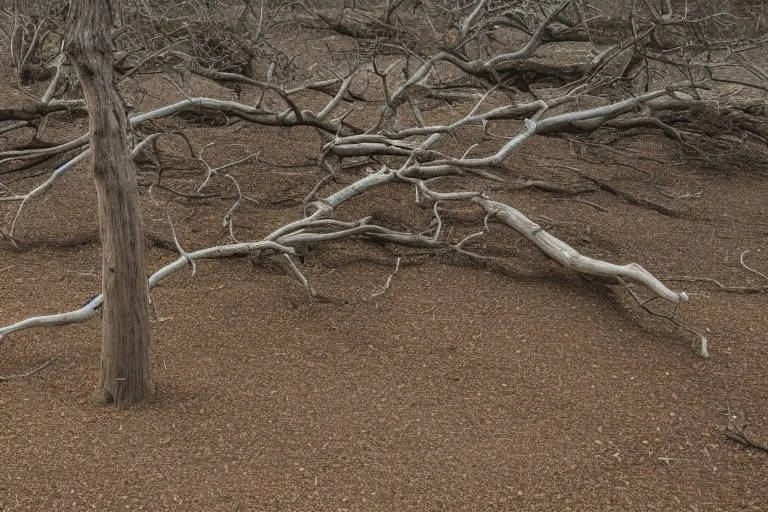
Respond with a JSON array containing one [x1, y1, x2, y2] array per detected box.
[[2, 23, 768, 512]]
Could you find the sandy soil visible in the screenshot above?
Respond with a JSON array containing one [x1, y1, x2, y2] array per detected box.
[[2, 16, 768, 512]]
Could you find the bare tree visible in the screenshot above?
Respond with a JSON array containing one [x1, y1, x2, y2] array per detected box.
[[4, 0, 768, 394], [62, 0, 151, 406]]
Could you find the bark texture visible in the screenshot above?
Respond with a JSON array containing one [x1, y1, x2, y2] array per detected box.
[[63, 0, 151, 405]]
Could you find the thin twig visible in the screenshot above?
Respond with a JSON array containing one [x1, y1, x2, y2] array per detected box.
[[149, 292, 172, 323], [372, 257, 401, 297], [618, 277, 708, 358], [155, 183, 220, 199], [740, 250, 768, 281], [0, 357, 56, 382], [167, 211, 196, 275], [554, 197, 609, 212], [223, 173, 243, 242], [282, 254, 315, 296], [725, 412, 768, 455], [662, 276, 766, 294], [303, 173, 335, 205]]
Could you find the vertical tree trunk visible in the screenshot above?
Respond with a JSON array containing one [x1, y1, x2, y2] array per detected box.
[[64, 0, 151, 406]]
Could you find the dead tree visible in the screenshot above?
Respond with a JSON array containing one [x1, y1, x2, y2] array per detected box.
[[62, 0, 151, 406], [4, 0, 768, 390]]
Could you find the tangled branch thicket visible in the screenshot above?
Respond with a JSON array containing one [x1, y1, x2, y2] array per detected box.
[[2, 0, 768, 358]]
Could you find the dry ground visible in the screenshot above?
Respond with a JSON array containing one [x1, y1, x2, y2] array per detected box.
[[2, 22, 768, 512]]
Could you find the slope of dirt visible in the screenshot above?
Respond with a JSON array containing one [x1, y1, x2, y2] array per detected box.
[[2, 127, 768, 511], [2, 20, 768, 512]]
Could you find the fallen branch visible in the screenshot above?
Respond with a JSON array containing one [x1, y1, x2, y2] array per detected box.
[[2, 2, 729, 364], [473, 197, 688, 304], [0, 240, 295, 339]]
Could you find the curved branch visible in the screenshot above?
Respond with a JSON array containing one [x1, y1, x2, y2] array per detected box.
[[0, 240, 295, 339], [474, 197, 688, 304]]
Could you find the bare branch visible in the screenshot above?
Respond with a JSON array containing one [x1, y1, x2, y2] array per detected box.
[[474, 197, 688, 304]]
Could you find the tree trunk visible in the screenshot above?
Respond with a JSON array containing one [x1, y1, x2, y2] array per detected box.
[[64, 0, 151, 406]]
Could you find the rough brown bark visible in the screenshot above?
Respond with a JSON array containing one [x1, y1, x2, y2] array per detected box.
[[63, 0, 151, 406]]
